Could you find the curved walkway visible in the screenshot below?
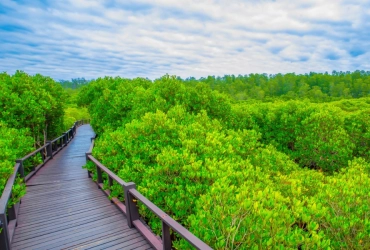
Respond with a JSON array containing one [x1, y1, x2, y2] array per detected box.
[[11, 125, 152, 250]]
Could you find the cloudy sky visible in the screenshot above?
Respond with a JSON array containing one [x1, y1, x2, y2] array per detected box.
[[0, 0, 369, 80]]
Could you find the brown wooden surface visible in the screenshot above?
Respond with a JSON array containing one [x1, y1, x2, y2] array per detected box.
[[11, 125, 152, 250]]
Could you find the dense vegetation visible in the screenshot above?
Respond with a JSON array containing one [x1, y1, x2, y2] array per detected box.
[[187, 70, 370, 102], [0, 71, 89, 204], [2, 70, 369, 248], [79, 72, 370, 249], [0, 123, 33, 204]]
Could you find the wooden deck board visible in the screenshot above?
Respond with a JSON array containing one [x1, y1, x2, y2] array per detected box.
[[13, 209, 121, 237], [88, 234, 149, 250], [108, 241, 152, 250], [43, 231, 130, 250], [74, 231, 143, 249], [11, 125, 153, 250]]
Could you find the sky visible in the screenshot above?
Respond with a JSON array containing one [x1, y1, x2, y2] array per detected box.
[[0, 0, 369, 80]]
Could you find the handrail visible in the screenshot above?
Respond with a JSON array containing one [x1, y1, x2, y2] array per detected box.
[[88, 156, 126, 186], [51, 134, 65, 143], [86, 138, 212, 250], [0, 119, 89, 250], [19, 144, 48, 162], [129, 189, 211, 250], [0, 164, 21, 214]]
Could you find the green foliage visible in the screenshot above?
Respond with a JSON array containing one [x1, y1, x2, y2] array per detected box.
[[185, 71, 370, 102], [343, 109, 370, 160], [179, 158, 370, 249], [63, 105, 90, 130], [295, 108, 354, 171], [92, 106, 260, 232], [0, 122, 33, 204], [82, 73, 370, 249], [0, 71, 66, 145], [229, 101, 362, 172], [78, 74, 232, 135], [0, 70, 78, 205]]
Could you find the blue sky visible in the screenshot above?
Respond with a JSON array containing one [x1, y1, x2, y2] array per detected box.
[[0, 0, 369, 80]]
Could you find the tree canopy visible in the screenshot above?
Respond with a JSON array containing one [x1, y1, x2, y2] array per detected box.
[[79, 73, 370, 249]]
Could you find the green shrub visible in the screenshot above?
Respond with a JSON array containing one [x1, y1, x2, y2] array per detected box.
[[0, 123, 33, 203]]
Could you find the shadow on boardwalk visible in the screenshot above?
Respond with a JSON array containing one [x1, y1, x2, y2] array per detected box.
[[11, 125, 152, 250]]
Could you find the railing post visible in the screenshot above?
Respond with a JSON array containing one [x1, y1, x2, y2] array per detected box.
[[96, 165, 103, 187], [108, 176, 114, 203], [123, 182, 139, 228], [162, 221, 172, 250], [16, 159, 24, 179], [63, 133, 67, 146], [40, 150, 45, 163], [85, 152, 92, 178], [108, 176, 113, 188], [7, 200, 16, 222], [46, 141, 53, 159], [0, 213, 10, 250]]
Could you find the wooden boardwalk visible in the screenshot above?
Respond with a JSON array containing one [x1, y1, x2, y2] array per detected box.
[[11, 125, 152, 250]]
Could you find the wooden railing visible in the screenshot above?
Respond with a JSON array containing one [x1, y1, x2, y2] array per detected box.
[[0, 120, 88, 249], [86, 137, 212, 250]]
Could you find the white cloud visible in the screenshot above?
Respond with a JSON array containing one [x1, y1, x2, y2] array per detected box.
[[0, 0, 369, 80]]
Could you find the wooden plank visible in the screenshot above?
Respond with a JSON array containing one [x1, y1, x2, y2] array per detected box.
[[22, 184, 101, 198], [18, 194, 108, 214], [79, 232, 143, 250], [20, 189, 106, 204], [13, 210, 127, 248], [13, 208, 121, 237], [15, 203, 119, 229], [108, 241, 153, 250], [18, 194, 107, 213], [38, 227, 126, 250], [15, 222, 129, 249], [16, 202, 114, 227], [19, 189, 101, 203]]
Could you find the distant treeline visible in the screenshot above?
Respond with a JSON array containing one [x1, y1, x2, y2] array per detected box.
[[184, 70, 370, 101], [58, 78, 91, 89], [63, 70, 370, 101]]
